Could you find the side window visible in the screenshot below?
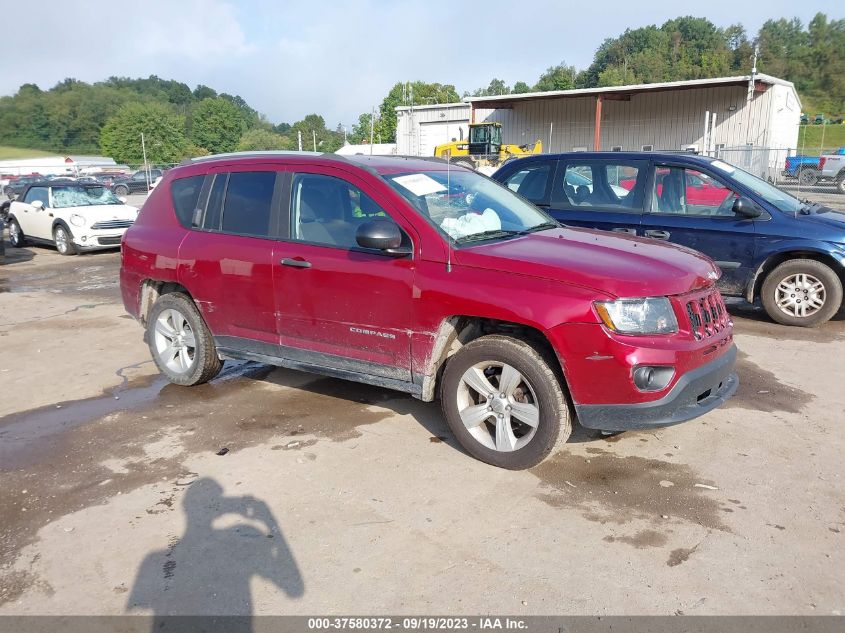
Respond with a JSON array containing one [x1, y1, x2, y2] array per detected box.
[[170, 175, 205, 228], [553, 161, 645, 211], [220, 171, 276, 237], [291, 173, 386, 249], [501, 162, 551, 203], [203, 174, 227, 231], [24, 187, 50, 206], [651, 167, 737, 217]]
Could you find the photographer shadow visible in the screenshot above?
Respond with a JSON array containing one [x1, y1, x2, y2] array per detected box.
[[127, 478, 304, 632]]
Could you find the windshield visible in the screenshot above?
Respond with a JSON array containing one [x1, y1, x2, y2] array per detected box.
[[51, 185, 123, 208], [385, 169, 556, 243], [709, 159, 801, 214]]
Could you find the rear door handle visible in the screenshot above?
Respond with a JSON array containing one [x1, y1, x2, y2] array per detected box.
[[611, 227, 637, 235], [644, 229, 671, 240], [280, 258, 311, 268]]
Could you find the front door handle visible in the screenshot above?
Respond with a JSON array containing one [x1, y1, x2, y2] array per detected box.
[[280, 257, 311, 269], [612, 227, 637, 235], [645, 229, 671, 240]]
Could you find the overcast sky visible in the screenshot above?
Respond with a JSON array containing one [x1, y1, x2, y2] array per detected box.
[[4, 0, 841, 128]]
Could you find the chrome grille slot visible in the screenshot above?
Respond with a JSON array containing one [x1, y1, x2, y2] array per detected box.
[[91, 219, 133, 230]]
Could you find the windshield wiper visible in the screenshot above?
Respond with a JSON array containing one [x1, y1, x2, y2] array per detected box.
[[516, 221, 559, 235], [454, 229, 520, 244]]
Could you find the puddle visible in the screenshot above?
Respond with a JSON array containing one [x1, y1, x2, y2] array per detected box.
[[602, 529, 668, 549], [726, 351, 815, 413], [532, 447, 727, 530]]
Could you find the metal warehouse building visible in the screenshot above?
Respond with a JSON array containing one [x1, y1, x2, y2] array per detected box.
[[396, 74, 801, 177]]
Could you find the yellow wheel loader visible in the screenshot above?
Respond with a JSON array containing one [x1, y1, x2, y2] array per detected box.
[[434, 122, 542, 170]]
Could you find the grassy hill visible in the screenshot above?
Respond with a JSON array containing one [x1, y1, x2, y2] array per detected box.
[[0, 146, 58, 160], [796, 124, 845, 156]]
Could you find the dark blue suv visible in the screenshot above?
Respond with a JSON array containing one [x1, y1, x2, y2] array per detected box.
[[493, 152, 845, 327]]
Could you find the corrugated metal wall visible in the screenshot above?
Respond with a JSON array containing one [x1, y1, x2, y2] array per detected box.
[[395, 85, 799, 160], [473, 84, 793, 154]]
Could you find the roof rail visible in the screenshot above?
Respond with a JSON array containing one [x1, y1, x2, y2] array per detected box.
[[182, 150, 323, 165]]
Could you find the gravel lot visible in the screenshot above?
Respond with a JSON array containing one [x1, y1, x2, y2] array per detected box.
[[0, 227, 843, 616]]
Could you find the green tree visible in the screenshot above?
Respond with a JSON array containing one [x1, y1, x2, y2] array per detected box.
[[236, 128, 291, 151], [534, 62, 578, 91], [373, 81, 461, 143], [100, 102, 187, 164], [512, 81, 532, 94], [471, 78, 510, 97], [189, 98, 247, 154]]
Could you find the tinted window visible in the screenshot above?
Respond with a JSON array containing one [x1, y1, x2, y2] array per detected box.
[[650, 167, 738, 217], [502, 163, 551, 203], [220, 172, 276, 237], [23, 186, 49, 206], [171, 175, 205, 228], [203, 174, 227, 231], [291, 173, 384, 249], [553, 161, 646, 212]]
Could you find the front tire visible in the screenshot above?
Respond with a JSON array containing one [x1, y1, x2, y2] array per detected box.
[[146, 293, 222, 386], [8, 218, 25, 247], [836, 173, 845, 195], [441, 335, 571, 469], [761, 259, 842, 327], [53, 224, 77, 256]]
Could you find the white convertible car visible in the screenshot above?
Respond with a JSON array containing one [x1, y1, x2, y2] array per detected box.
[[6, 180, 138, 255]]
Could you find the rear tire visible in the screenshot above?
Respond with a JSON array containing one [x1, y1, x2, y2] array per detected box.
[[8, 218, 25, 247], [146, 292, 222, 386], [53, 224, 77, 256], [761, 259, 842, 327], [113, 184, 129, 196], [798, 167, 820, 185], [440, 335, 571, 469], [836, 173, 845, 195]]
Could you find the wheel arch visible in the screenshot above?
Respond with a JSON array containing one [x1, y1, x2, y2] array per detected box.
[[138, 279, 195, 327], [747, 249, 845, 303], [420, 315, 570, 403]]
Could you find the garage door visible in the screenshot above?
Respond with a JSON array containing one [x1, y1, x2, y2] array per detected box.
[[419, 120, 467, 157]]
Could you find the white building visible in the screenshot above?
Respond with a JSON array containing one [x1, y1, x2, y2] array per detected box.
[[0, 155, 119, 176], [335, 143, 397, 156], [395, 103, 472, 157], [395, 74, 801, 177]]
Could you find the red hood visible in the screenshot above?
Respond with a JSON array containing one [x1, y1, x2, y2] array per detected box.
[[453, 227, 718, 298]]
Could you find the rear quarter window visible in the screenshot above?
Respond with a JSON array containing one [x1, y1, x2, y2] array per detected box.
[[170, 175, 205, 228]]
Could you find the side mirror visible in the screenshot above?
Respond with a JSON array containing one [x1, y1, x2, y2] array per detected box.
[[355, 219, 409, 256], [732, 196, 762, 219], [31, 200, 44, 210]]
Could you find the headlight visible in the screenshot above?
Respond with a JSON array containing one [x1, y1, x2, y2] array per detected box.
[[594, 297, 678, 335], [70, 214, 86, 227]]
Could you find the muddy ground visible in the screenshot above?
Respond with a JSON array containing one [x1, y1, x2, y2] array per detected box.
[[0, 236, 843, 616]]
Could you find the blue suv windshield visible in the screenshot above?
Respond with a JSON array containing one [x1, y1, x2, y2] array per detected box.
[[709, 159, 801, 214]]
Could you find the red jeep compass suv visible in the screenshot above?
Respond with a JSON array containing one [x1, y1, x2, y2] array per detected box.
[[120, 152, 737, 469]]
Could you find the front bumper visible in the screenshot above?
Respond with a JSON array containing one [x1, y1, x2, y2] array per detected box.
[[72, 231, 125, 249], [575, 344, 738, 431]]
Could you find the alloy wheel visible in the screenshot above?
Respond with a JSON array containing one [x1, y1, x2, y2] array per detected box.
[[55, 227, 69, 254], [456, 361, 540, 452], [153, 308, 197, 374]]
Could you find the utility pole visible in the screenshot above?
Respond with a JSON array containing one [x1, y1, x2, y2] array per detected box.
[[370, 108, 375, 155], [744, 44, 759, 146], [312, 130, 317, 152], [297, 130, 303, 152], [141, 132, 149, 191]]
